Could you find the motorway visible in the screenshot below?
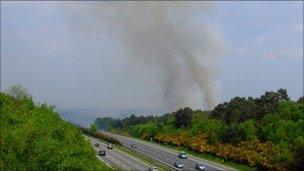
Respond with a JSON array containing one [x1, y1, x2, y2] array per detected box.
[[85, 136, 150, 171], [106, 133, 233, 171]]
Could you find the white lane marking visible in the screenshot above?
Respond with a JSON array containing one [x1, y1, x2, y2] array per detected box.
[[110, 133, 230, 171], [86, 136, 129, 168], [114, 146, 150, 168], [118, 145, 180, 171]]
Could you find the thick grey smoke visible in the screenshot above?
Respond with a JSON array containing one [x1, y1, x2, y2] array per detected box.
[[62, 1, 226, 110]]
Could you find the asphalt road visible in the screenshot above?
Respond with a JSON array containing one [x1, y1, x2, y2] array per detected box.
[[85, 136, 150, 171], [105, 133, 233, 171]]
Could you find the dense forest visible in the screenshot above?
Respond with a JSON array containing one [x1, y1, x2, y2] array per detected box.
[[95, 89, 304, 170], [0, 85, 110, 170]]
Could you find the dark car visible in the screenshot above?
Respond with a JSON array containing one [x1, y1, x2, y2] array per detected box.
[[107, 144, 113, 149], [174, 161, 184, 168], [195, 163, 206, 171], [98, 150, 106, 156], [95, 143, 100, 148], [130, 144, 136, 148], [148, 166, 158, 171], [178, 151, 187, 159]]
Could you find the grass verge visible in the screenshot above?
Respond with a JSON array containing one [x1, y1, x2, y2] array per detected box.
[[115, 145, 173, 171], [145, 140, 256, 171]]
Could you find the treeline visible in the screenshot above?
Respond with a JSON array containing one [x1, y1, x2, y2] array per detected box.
[[77, 125, 122, 146], [95, 89, 304, 170], [0, 85, 110, 170]]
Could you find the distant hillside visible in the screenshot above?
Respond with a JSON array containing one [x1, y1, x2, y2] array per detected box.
[[57, 108, 165, 127]]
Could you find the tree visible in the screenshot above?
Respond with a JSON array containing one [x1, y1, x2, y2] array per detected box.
[[220, 124, 242, 144], [212, 102, 229, 120], [94, 117, 115, 130], [298, 96, 304, 104], [256, 89, 290, 119], [89, 123, 97, 134], [5, 84, 31, 99], [239, 119, 257, 141], [174, 107, 193, 128], [277, 89, 290, 101], [294, 136, 304, 170], [0, 92, 109, 170]]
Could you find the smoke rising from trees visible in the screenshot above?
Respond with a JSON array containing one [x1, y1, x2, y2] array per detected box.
[[62, 1, 226, 110]]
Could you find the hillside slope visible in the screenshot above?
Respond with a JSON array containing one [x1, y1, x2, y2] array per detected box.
[[0, 92, 110, 170]]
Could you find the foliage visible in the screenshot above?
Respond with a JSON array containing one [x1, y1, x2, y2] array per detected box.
[[0, 91, 110, 171], [94, 117, 116, 130], [96, 89, 303, 170], [5, 84, 31, 100], [298, 96, 304, 104], [89, 123, 98, 134], [173, 107, 193, 128], [78, 126, 122, 146]]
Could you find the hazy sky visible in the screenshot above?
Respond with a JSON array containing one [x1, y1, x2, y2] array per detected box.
[[1, 1, 303, 111]]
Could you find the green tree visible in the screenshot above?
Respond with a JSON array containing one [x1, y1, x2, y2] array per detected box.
[[89, 123, 98, 134], [220, 124, 242, 144], [239, 119, 257, 141], [174, 107, 193, 128], [256, 89, 289, 119], [0, 92, 110, 170], [293, 136, 304, 170], [95, 117, 116, 130], [297, 96, 304, 104]]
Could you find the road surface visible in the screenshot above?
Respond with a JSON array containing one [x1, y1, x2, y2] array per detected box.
[[85, 135, 150, 171], [106, 132, 234, 171]]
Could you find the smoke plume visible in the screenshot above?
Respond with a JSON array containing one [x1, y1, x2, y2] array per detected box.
[[62, 1, 226, 111]]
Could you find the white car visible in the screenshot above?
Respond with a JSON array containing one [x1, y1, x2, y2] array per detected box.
[[148, 166, 158, 171], [174, 161, 184, 168], [178, 151, 187, 159], [195, 163, 206, 171], [107, 144, 113, 149]]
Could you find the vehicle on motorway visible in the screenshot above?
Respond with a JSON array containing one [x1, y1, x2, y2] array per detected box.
[[95, 143, 100, 148], [174, 161, 184, 168], [130, 144, 136, 148], [195, 163, 206, 171], [148, 166, 158, 171], [178, 151, 187, 159], [107, 144, 113, 149], [98, 150, 106, 156]]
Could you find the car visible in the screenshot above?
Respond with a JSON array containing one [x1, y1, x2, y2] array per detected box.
[[178, 151, 187, 159], [130, 144, 136, 148], [98, 150, 106, 156], [107, 144, 113, 149], [174, 161, 184, 168], [95, 143, 100, 148], [148, 166, 158, 171], [195, 163, 206, 170]]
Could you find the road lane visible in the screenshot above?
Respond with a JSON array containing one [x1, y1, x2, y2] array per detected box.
[[106, 132, 234, 171], [85, 135, 150, 171]]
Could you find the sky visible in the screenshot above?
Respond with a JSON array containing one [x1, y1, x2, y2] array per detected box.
[[1, 1, 303, 112]]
